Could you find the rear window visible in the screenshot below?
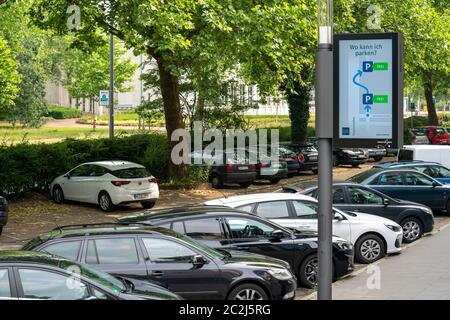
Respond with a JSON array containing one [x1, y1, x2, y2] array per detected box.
[[398, 149, 413, 161], [111, 167, 150, 179]]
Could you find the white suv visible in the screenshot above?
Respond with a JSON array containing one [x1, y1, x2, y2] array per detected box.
[[206, 193, 403, 264], [50, 161, 159, 211]]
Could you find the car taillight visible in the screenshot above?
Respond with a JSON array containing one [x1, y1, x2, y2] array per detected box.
[[148, 177, 157, 184], [256, 162, 266, 169], [296, 154, 305, 162], [111, 181, 131, 187], [412, 134, 416, 140], [225, 164, 234, 173], [250, 164, 256, 171]]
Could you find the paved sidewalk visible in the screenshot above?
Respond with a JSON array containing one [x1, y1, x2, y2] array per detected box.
[[332, 224, 450, 300]]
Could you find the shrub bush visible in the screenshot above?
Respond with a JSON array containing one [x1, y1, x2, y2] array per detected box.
[[0, 133, 168, 197], [47, 106, 83, 119]]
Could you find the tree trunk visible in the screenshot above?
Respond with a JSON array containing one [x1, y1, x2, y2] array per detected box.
[[156, 56, 187, 179], [424, 74, 439, 126], [286, 80, 311, 144]]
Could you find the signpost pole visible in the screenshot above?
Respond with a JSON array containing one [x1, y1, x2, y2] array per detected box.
[[316, 0, 333, 300], [109, 33, 114, 139]]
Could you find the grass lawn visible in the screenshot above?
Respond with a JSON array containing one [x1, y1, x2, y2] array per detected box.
[[0, 124, 141, 144], [78, 112, 314, 128]]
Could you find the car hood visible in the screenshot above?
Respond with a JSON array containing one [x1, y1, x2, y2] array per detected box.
[[345, 211, 400, 226], [221, 250, 291, 270]]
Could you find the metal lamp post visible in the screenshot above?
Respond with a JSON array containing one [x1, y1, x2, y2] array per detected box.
[[315, 0, 334, 300], [109, 33, 115, 139]]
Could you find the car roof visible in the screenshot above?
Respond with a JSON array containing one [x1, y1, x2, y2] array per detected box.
[[375, 161, 441, 168], [205, 193, 317, 206], [27, 223, 178, 246], [0, 250, 66, 266], [82, 161, 144, 171], [118, 205, 254, 224]]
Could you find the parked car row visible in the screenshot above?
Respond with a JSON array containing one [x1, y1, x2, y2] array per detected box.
[[0, 197, 7, 235]]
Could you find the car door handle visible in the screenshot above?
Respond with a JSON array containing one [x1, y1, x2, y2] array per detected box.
[[151, 270, 164, 277]]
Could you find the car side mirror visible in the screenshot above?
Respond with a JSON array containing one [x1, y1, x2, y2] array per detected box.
[[334, 212, 344, 221], [84, 296, 98, 301], [269, 230, 285, 241], [64, 173, 71, 179], [432, 181, 440, 187], [191, 255, 207, 268], [383, 198, 390, 206]]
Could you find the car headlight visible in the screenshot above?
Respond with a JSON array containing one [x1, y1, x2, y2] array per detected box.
[[385, 224, 401, 232], [266, 268, 293, 281], [334, 240, 353, 251]]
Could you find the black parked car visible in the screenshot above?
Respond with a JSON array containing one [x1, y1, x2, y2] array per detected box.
[[190, 150, 257, 189], [0, 197, 7, 235], [333, 148, 369, 167], [289, 182, 434, 243], [0, 251, 181, 300], [118, 206, 354, 288], [245, 147, 288, 184], [24, 223, 296, 300], [280, 144, 318, 174]]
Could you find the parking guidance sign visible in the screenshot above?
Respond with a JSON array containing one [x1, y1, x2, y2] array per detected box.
[[334, 33, 404, 148]]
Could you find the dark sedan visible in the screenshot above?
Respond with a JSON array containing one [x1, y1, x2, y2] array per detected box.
[[288, 182, 434, 243], [118, 206, 355, 289], [334, 148, 369, 167], [347, 169, 450, 213], [24, 223, 296, 300], [281, 144, 318, 174], [0, 251, 181, 300], [0, 196, 8, 235]]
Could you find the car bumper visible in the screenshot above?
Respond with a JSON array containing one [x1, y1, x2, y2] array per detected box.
[[298, 162, 318, 171], [223, 172, 257, 183], [266, 277, 297, 300], [333, 248, 355, 278], [423, 214, 434, 234], [0, 211, 7, 227], [110, 186, 160, 205], [257, 168, 288, 180], [286, 162, 300, 174], [386, 231, 403, 254], [340, 157, 368, 165]]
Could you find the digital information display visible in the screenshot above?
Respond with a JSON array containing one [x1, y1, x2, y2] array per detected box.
[[333, 33, 404, 148]]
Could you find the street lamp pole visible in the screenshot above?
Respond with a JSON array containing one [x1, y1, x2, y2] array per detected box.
[[109, 33, 115, 139], [315, 0, 334, 300]]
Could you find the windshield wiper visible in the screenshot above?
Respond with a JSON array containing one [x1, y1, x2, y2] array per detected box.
[[216, 248, 232, 259]]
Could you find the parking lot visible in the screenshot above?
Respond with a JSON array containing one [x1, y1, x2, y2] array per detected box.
[[2, 157, 450, 300]]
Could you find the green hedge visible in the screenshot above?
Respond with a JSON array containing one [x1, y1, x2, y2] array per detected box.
[[0, 134, 168, 197], [47, 106, 83, 119]]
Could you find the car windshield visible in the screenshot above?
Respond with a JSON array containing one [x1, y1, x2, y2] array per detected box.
[[112, 167, 150, 179], [346, 168, 382, 183], [57, 259, 125, 294], [177, 234, 226, 260]]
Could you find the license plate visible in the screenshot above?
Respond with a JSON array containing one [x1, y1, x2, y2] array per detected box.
[[309, 156, 317, 161], [134, 193, 150, 200], [238, 166, 248, 170]]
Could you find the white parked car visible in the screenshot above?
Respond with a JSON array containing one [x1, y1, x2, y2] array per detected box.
[[205, 193, 403, 264], [50, 161, 159, 212]]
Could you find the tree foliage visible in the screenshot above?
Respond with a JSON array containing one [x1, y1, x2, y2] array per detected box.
[[0, 34, 21, 113]]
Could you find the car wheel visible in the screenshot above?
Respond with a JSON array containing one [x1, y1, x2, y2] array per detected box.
[[299, 254, 318, 288], [227, 283, 268, 300], [269, 178, 280, 184], [401, 217, 423, 243], [355, 234, 386, 264], [351, 163, 359, 168], [210, 174, 224, 189], [0, 226, 3, 235], [312, 169, 318, 174], [373, 156, 383, 162], [98, 192, 115, 212], [239, 182, 252, 188], [52, 185, 65, 204], [446, 200, 450, 216], [141, 201, 156, 209]]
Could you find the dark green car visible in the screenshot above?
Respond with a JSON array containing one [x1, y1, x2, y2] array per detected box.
[[347, 169, 450, 213]]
